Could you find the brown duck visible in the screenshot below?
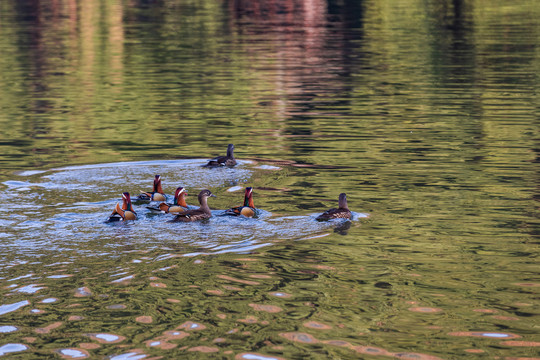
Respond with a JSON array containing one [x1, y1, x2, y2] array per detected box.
[[203, 144, 237, 167], [147, 187, 188, 214], [171, 189, 216, 222], [136, 175, 166, 202], [108, 192, 137, 221], [316, 193, 351, 221], [225, 187, 256, 217]]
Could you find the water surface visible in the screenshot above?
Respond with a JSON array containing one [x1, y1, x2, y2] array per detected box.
[[0, 0, 539, 359]]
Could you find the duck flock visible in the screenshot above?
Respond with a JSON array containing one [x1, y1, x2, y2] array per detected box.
[[107, 144, 352, 223]]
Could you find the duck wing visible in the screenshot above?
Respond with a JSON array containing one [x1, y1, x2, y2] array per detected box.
[[107, 202, 125, 222], [203, 155, 228, 167], [225, 206, 255, 217], [134, 191, 153, 201], [316, 208, 351, 221], [171, 209, 211, 222]]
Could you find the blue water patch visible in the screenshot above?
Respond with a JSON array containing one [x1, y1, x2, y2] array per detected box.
[[2, 181, 33, 188], [41, 298, 58, 303], [240, 354, 281, 360], [0, 326, 18, 333], [94, 333, 121, 342], [57, 349, 88, 358], [11, 284, 44, 294], [109, 352, 147, 360], [0, 300, 30, 316], [0, 343, 28, 356], [482, 333, 511, 338]]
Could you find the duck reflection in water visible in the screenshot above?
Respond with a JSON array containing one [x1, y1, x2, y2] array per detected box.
[[333, 221, 352, 235]]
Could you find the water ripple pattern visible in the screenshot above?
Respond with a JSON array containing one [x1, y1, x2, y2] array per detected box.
[[0, 160, 357, 260]]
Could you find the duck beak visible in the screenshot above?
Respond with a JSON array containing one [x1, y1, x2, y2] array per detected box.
[[210, 194, 217, 198]]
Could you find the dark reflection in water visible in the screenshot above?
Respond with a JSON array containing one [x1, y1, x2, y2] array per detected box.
[[228, 0, 366, 153]]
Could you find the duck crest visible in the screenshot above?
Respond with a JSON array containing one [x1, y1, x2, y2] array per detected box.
[[243, 187, 253, 207], [123, 192, 135, 212], [154, 175, 164, 194], [174, 187, 188, 207]]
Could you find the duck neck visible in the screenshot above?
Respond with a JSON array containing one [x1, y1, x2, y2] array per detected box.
[[199, 196, 211, 213], [247, 195, 255, 208], [338, 194, 348, 210], [178, 194, 188, 207], [123, 200, 134, 212]]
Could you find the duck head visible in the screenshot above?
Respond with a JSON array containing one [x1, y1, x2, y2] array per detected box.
[[226, 144, 235, 158], [153, 175, 164, 194], [174, 187, 188, 207], [338, 193, 348, 210], [244, 187, 254, 208], [122, 192, 135, 212], [198, 189, 216, 204]]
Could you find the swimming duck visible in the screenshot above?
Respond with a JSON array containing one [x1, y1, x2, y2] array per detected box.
[[108, 192, 137, 221], [316, 193, 351, 221], [136, 175, 166, 202], [203, 144, 237, 167], [147, 187, 188, 214], [170, 189, 216, 222], [225, 187, 256, 217]]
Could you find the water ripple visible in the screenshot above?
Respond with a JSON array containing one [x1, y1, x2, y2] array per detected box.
[[0, 160, 360, 261]]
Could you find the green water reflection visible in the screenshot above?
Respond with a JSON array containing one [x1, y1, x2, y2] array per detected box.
[[0, 0, 539, 358]]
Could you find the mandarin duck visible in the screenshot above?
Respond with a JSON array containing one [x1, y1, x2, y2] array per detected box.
[[107, 192, 137, 221], [147, 186, 188, 214], [316, 193, 352, 221], [225, 187, 256, 217], [135, 175, 166, 202], [203, 144, 237, 167], [170, 189, 215, 222]]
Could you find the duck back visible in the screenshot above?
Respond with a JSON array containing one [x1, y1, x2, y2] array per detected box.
[[316, 208, 351, 221]]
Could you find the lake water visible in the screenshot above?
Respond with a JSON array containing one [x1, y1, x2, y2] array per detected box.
[[0, 0, 539, 358]]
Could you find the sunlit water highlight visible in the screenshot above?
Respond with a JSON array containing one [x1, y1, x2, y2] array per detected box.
[[0, 343, 29, 356]]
